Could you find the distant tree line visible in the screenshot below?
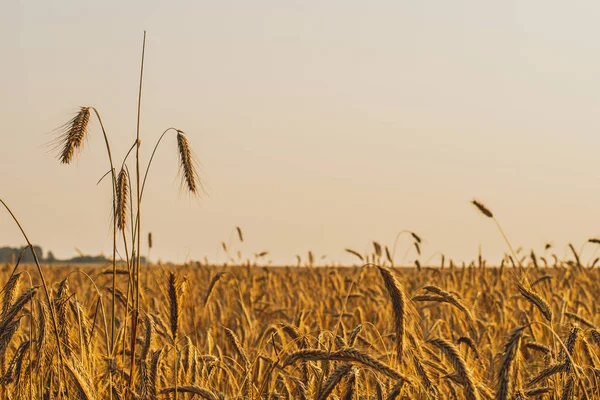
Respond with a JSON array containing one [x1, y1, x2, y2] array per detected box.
[[0, 246, 137, 264]]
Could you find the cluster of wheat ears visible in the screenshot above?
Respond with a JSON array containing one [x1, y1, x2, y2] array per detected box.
[[2, 34, 600, 399]]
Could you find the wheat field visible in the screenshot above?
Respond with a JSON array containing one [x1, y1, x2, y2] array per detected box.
[[1, 255, 600, 399], [2, 33, 599, 399]]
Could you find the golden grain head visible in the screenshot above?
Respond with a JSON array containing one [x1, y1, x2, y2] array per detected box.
[[176, 131, 200, 194], [56, 107, 91, 164], [116, 168, 129, 231]]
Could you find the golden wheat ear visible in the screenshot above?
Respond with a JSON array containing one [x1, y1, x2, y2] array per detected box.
[[55, 107, 91, 164], [176, 131, 200, 194], [116, 168, 129, 231]]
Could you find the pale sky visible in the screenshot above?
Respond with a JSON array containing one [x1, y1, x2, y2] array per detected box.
[[2, 1, 600, 265]]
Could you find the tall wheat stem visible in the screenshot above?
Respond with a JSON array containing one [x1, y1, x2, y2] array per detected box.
[[129, 30, 146, 391], [493, 219, 522, 269], [89, 107, 119, 354]]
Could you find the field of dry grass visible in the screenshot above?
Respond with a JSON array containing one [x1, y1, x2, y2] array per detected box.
[[2, 258, 600, 399]]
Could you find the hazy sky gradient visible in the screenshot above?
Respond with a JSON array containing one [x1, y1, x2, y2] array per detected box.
[[2, 1, 600, 265]]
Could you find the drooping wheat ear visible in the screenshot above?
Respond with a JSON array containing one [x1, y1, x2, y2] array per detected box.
[[176, 131, 199, 194], [282, 348, 409, 382], [180, 336, 194, 377], [0, 286, 38, 328], [341, 368, 357, 400], [562, 326, 580, 374], [57, 107, 91, 164], [472, 199, 493, 218], [422, 285, 478, 339], [525, 387, 552, 397], [375, 379, 384, 400], [564, 312, 596, 329], [141, 315, 155, 362], [160, 386, 221, 400], [317, 363, 352, 400], [0, 317, 22, 360], [65, 358, 97, 400], [348, 324, 363, 347], [376, 266, 406, 365], [345, 249, 364, 262], [561, 376, 574, 400], [116, 168, 129, 231], [427, 338, 480, 400], [148, 348, 164, 400], [407, 333, 435, 395], [531, 275, 551, 288], [524, 342, 551, 355], [0, 272, 21, 319], [224, 327, 250, 367], [11, 340, 31, 394], [203, 272, 226, 307], [457, 336, 481, 360], [496, 326, 525, 400], [588, 329, 600, 347], [526, 363, 568, 387], [35, 299, 49, 364], [0, 339, 30, 385], [516, 283, 552, 322], [387, 376, 408, 400]]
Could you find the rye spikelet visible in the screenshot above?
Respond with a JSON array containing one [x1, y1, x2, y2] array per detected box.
[[57, 107, 91, 164], [176, 131, 199, 194]]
